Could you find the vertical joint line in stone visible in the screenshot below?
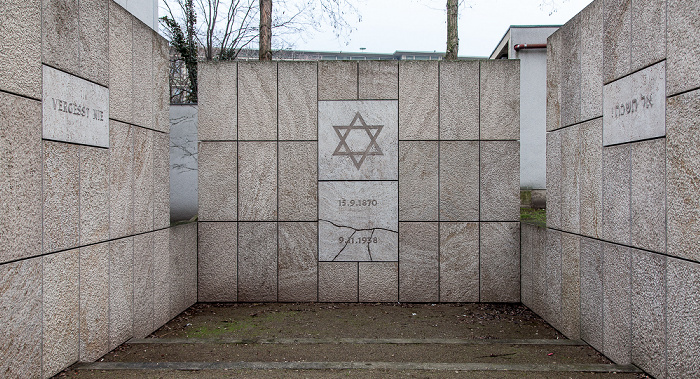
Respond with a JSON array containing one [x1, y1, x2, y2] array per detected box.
[[276, 62, 280, 302], [357, 262, 360, 302], [437, 62, 441, 302], [236, 62, 241, 302], [396, 63, 401, 300], [316, 62, 320, 302], [356, 62, 360, 100]]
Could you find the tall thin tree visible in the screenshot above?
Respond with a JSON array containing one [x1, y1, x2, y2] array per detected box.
[[445, 0, 459, 60], [259, 0, 273, 60]]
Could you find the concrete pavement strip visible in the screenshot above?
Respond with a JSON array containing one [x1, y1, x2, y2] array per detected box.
[[126, 337, 588, 346]]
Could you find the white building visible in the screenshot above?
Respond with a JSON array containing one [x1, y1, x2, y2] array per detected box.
[[491, 26, 559, 201]]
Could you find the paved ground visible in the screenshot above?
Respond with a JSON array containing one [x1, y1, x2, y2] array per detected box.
[[57, 303, 649, 378]]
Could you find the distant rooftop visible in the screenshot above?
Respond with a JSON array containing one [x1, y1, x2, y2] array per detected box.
[[235, 49, 482, 61]]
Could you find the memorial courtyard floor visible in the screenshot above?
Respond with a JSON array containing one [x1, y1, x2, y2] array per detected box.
[[59, 303, 649, 378]]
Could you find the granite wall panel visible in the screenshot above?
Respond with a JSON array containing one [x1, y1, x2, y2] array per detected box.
[[440, 222, 479, 302], [440, 61, 479, 140], [79, 242, 109, 362], [278, 222, 318, 302], [279, 62, 317, 140], [399, 61, 439, 140], [319, 262, 358, 302], [399, 222, 439, 302], [43, 141, 80, 254], [0, 0, 41, 98], [480, 222, 520, 303], [198, 222, 237, 302], [198, 142, 237, 221], [359, 61, 398, 100], [319, 61, 358, 100], [238, 222, 277, 302], [198, 62, 237, 140], [238, 62, 277, 140]]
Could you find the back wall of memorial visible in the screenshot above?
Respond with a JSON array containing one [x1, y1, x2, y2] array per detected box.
[[197, 60, 521, 303]]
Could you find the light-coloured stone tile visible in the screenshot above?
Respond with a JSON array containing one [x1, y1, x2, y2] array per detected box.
[[319, 262, 358, 302], [80, 146, 109, 245], [109, 237, 133, 350], [630, 139, 666, 252], [43, 141, 80, 254], [279, 222, 318, 302], [0, 93, 42, 263], [560, 14, 581, 127], [480, 222, 520, 303], [279, 61, 317, 140], [546, 131, 562, 229], [198, 62, 237, 140], [133, 233, 154, 339], [543, 229, 562, 330], [667, 0, 700, 96], [480, 60, 519, 140], [43, 249, 79, 377], [109, 1, 133, 124], [440, 141, 478, 221], [440, 61, 479, 140], [579, 119, 603, 239], [399, 61, 439, 140], [238, 222, 277, 302], [520, 224, 546, 312], [79, 242, 109, 362], [319, 181, 398, 262], [631, 249, 666, 379], [667, 257, 700, 378], [169, 223, 197, 318], [152, 34, 170, 133], [359, 262, 398, 302], [0, 0, 41, 98], [359, 61, 398, 100], [0, 258, 42, 377], [529, 225, 547, 319], [603, 62, 666, 146], [198, 222, 237, 302], [399, 141, 438, 221], [602, 144, 630, 244], [42, 65, 110, 148], [561, 125, 580, 234], [546, 30, 562, 132], [439, 222, 478, 302], [318, 61, 357, 100], [238, 62, 277, 140], [198, 142, 237, 221], [399, 222, 438, 302], [279, 142, 317, 221], [603, 0, 631, 83], [602, 243, 631, 364], [132, 21, 153, 129], [579, 0, 603, 121], [480, 141, 519, 222], [109, 121, 134, 238], [238, 142, 277, 221], [580, 237, 603, 352], [133, 128, 154, 234], [152, 229, 170, 328], [318, 100, 398, 180], [42, 0, 80, 75], [666, 89, 700, 262], [561, 232, 581, 339], [631, 0, 666, 72], [153, 131, 170, 229]]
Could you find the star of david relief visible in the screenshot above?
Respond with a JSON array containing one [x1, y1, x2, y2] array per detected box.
[[332, 112, 384, 170]]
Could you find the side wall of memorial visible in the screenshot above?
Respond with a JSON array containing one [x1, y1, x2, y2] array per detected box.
[[523, 0, 700, 377], [197, 60, 521, 303], [0, 1, 197, 378]]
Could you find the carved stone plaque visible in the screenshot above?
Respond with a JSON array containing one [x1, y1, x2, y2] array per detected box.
[[318, 100, 398, 180], [603, 61, 665, 146], [42, 65, 109, 147], [319, 181, 398, 261]]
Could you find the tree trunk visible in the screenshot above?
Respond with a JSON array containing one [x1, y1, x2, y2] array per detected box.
[[259, 0, 272, 60], [445, 0, 459, 60]]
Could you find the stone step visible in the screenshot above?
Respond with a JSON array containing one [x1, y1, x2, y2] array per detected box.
[[74, 361, 642, 374], [127, 337, 588, 346], [100, 340, 612, 365]]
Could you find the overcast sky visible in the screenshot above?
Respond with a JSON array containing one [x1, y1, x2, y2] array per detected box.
[[292, 0, 594, 57]]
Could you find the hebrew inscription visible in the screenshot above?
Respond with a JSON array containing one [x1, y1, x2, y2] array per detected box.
[[42, 65, 109, 148], [319, 181, 398, 261], [603, 61, 665, 146], [319, 101, 398, 180]]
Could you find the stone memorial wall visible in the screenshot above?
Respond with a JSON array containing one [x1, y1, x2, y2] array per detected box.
[[197, 60, 521, 303], [0, 1, 197, 378], [523, 0, 700, 377]]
